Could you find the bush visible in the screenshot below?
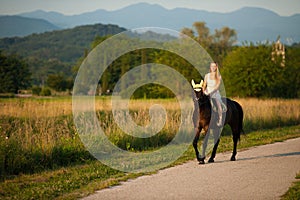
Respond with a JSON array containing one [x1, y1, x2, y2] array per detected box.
[[222, 44, 300, 98], [31, 86, 42, 95], [40, 87, 52, 96]]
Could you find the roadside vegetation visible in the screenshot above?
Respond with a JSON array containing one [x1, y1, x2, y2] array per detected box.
[[0, 97, 299, 199], [282, 172, 300, 200]]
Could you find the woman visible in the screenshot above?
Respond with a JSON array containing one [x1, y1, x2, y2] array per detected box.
[[202, 62, 226, 126]]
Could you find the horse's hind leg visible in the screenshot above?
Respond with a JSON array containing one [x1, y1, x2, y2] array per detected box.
[[231, 129, 239, 161]]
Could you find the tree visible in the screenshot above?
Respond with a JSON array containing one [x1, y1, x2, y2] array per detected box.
[[180, 27, 195, 38], [213, 27, 237, 50], [180, 22, 237, 64], [47, 73, 73, 92], [222, 43, 283, 97], [0, 51, 31, 93], [275, 46, 300, 98], [31, 85, 42, 95], [40, 87, 51, 96], [193, 22, 212, 48], [212, 27, 237, 63]]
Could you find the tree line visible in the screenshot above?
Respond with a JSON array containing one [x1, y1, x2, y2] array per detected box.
[[0, 21, 299, 98]]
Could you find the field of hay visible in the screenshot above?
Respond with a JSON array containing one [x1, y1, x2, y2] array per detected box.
[[0, 97, 299, 177]]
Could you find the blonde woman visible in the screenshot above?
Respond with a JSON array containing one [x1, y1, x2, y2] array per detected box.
[[202, 62, 226, 126]]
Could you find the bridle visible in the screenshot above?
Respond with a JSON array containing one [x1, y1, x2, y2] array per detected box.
[[193, 89, 210, 106]]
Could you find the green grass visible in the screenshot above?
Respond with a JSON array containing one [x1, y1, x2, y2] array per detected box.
[[282, 172, 300, 200], [1, 105, 298, 178], [0, 125, 299, 200], [0, 97, 299, 198]]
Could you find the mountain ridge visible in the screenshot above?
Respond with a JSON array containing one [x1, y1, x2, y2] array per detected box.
[[1, 3, 299, 43], [0, 15, 60, 38], [0, 23, 127, 84]]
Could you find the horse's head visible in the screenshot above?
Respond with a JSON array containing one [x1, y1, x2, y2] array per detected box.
[[191, 79, 208, 102]]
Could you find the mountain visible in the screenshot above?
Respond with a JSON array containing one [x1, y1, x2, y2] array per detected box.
[[0, 15, 60, 38], [19, 10, 68, 27], [0, 23, 126, 63], [18, 3, 300, 44], [0, 23, 126, 84]]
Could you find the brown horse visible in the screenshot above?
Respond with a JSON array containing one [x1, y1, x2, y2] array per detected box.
[[192, 80, 244, 164]]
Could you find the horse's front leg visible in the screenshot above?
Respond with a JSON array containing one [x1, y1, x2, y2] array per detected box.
[[193, 126, 202, 162], [199, 130, 209, 164], [208, 128, 221, 163]]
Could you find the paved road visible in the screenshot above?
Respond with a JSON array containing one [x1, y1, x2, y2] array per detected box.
[[84, 138, 300, 200]]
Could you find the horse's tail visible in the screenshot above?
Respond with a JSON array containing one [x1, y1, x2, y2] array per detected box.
[[233, 101, 244, 141], [236, 101, 245, 138]]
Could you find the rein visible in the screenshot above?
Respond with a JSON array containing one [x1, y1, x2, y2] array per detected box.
[[194, 96, 210, 106]]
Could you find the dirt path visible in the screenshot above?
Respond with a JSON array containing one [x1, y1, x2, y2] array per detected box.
[[84, 138, 300, 200]]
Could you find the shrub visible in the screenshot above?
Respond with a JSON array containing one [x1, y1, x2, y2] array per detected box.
[[40, 87, 52, 96], [31, 86, 42, 95]]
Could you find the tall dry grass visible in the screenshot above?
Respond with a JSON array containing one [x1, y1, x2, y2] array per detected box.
[[0, 97, 299, 177], [235, 98, 300, 130], [0, 98, 181, 117], [1, 97, 298, 128]]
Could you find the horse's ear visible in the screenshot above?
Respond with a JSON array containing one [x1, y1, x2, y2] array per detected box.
[[191, 79, 196, 88], [199, 80, 204, 88]]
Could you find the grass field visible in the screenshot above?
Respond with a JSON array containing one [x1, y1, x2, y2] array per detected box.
[[0, 97, 299, 199], [282, 172, 300, 200]]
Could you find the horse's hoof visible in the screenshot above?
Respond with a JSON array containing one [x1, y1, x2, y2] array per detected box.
[[208, 158, 214, 163], [198, 157, 205, 165], [230, 157, 236, 161], [199, 160, 205, 165]]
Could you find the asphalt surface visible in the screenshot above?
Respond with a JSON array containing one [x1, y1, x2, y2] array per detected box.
[[84, 137, 300, 200]]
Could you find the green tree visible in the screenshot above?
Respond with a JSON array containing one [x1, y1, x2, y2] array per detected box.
[[180, 27, 195, 38], [0, 51, 31, 93], [222, 43, 283, 97], [192, 22, 212, 48], [47, 73, 73, 92], [31, 85, 42, 95], [212, 27, 237, 63], [274, 46, 300, 98], [40, 87, 52, 96], [47, 74, 67, 91], [181, 22, 237, 64]]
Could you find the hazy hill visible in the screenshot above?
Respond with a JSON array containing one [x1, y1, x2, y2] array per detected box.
[[0, 23, 126, 84], [0, 23, 126, 63], [0, 15, 59, 38], [19, 3, 300, 44]]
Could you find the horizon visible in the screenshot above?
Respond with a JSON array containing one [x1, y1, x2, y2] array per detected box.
[[1, 1, 300, 17], [12, 4, 300, 17]]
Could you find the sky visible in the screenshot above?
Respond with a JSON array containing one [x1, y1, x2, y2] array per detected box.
[[0, 0, 300, 16]]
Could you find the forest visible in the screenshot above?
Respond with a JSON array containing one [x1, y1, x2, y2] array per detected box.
[[0, 22, 299, 98]]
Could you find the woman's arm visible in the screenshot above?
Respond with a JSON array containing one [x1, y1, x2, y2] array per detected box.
[[202, 74, 208, 92], [214, 75, 221, 91]]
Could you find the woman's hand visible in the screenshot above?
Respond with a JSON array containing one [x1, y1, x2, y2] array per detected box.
[[204, 90, 210, 95]]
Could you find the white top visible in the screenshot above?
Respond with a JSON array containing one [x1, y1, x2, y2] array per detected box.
[[205, 73, 217, 94]]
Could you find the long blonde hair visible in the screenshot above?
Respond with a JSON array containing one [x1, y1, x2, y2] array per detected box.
[[210, 62, 220, 80]]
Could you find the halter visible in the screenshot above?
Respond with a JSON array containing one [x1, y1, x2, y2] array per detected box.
[[191, 79, 209, 105], [196, 95, 210, 106]]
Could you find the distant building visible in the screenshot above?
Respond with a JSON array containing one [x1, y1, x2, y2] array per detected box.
[[15, 90, 32, 98], [271, 37, 285, 67]]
